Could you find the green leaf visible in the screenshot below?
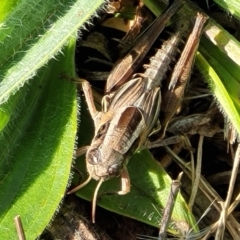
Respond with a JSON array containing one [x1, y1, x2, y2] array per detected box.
[[0, 38, 77, 239], [195, 49, 240, 135], [0, 0, 105, 105], [74, 104, 197, 236], [213, 0, 240, 19], [0, 0, 19, 22], [0, 109, 10, 132]]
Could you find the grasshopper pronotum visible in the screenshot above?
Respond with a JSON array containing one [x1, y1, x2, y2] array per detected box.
[[68, 0, 208, 222]]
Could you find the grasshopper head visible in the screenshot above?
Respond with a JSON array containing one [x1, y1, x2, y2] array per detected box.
[[86, 146, 125, 181], [86, 145, 130, 223]]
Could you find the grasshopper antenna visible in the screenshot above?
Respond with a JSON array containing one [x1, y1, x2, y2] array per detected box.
[[67, 174, 92, 194], [92, 178, 104, 223]]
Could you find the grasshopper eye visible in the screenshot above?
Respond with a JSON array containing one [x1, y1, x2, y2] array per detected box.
[[87, 149, 100, 165], [108, 164, 120, 176]]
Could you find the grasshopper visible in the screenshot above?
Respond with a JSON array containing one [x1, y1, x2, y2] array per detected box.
[[68, 0, 208, 222]]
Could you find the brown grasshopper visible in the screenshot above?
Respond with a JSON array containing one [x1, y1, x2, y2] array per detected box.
[[68, 0, 208, 222]]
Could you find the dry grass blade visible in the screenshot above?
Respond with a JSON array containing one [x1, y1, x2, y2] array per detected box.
[[183, 137, 195, 199], [14, 216, 26, 240], [215, 143, 240, 239], [228, 189, 240, 215], [146, 136, 184, 149], [137, 200, 216, 239], [188, 135, 204, 210], [164, 146, 240, 238], [226, 143, 240, 209], [215, 201, 225, 240], [158, 172, 183, 239]]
